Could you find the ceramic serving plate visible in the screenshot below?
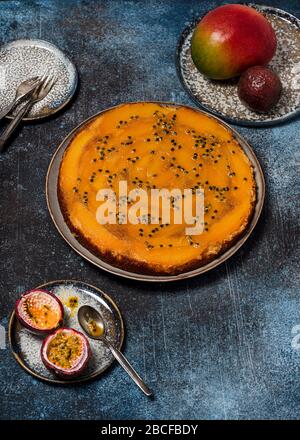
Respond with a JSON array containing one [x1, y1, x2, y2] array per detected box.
[[0, 39, 78, 120], [9, 280, 124, 384], [46, 102, 265, 282], [176, 4, 300, 126]]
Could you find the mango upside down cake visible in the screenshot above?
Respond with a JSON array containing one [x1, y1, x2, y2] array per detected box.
[[58, 102, 256, 275]]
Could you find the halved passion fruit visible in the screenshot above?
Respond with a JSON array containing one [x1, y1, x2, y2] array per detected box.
[[15, 289, 64, 335], [41, 328, 91, 378]]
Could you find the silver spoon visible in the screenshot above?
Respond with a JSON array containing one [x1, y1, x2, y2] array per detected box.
[[78, 305, 152, 397]]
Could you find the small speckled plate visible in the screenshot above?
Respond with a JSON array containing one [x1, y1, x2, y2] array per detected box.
[[9, 280, 124, 384], [0, 39, 78, 120], [176, 4, 300, 126]]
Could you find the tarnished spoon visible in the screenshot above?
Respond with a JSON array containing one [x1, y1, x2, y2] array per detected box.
[[78, 305, 152, 397]]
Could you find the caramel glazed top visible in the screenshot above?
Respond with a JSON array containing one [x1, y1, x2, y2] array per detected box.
[[59, 102, 256, 274]]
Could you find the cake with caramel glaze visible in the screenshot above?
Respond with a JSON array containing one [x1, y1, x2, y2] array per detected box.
[[58, 103, 256, 275]]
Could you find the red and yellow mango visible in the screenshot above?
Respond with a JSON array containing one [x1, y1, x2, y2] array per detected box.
[[191, 4, 277, 80]]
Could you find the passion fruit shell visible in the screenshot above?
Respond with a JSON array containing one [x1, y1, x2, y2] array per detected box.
[[15, 289, 64, 335], [41, 328, 91, 378]]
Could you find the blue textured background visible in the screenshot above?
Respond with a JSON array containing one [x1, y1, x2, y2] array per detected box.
[[0, 0, 299, 420]]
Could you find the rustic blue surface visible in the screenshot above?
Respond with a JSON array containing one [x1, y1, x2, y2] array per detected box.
[[0, 0, 299, 420]]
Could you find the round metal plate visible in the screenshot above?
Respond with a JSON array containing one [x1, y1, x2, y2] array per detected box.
[[176, 4, 300, 127], [9, 280, 124, 384], [46, 101, 265, 282], [0, 39, 78, 120]]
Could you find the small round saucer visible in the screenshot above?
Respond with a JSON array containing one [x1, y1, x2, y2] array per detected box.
[[0, 39, 78, 120], [9, 280, 124, 384], [176, 4, 300, 126]]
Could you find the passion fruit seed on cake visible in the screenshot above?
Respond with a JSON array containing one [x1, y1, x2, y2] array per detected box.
[[58, 102, 256, 275]]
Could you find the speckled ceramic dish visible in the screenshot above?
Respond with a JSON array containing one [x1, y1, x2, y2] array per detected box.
[[46, 102, 265, 282], [176, 4, 300, 126], [9, 280, 124, 384], [0, 39, 78, 120]]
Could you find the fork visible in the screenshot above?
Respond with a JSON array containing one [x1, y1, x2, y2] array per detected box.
[[0, 76, 41, 121], [0, 74, 56, 152]]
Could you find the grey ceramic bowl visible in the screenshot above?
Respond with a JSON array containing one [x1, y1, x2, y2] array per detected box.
[[0, 39, 78, 120], [176, 4, 300, 127], [9, 280, 124, 384]]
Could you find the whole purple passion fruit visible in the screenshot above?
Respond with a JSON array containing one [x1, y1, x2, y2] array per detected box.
[[41, 328, 91, 378], [238, 66, 282, 112], [15, 289, 64, 335]]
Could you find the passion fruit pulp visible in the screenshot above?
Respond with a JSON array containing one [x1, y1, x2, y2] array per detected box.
[[15, 289, 64, 335], [41, 328, 91, 378]]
